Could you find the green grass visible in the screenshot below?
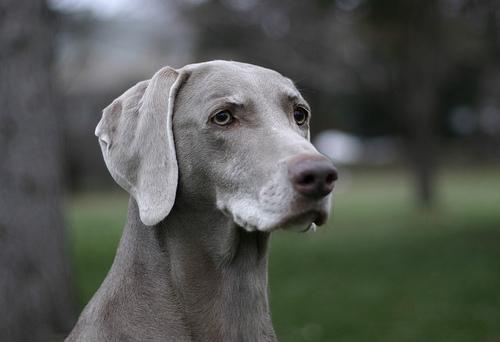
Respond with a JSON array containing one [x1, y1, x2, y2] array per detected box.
[[67, 166, 500, 342]]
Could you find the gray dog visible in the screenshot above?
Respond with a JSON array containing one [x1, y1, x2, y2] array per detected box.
[[67, 61, 337, 342]]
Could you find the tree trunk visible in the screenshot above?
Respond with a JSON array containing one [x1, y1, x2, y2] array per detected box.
[[400, 3, 442, 209], [404, 78, 437, 208], [0, 1, 74, 340]]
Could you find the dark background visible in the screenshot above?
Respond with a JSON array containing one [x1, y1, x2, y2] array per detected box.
[[1, 0, 499, 341]]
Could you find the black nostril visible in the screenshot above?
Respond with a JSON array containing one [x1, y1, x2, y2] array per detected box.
[[325, 170, 338, 185], [299, 173, 315, 185]]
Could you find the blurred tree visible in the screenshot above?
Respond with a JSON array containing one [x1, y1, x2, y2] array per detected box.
[[0, 0, 74, 340], [362, 0, 445, 207], [361, 0, 500, 206]]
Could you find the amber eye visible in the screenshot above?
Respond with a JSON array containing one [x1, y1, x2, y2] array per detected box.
[[212, 110, 234, 126], [293, 107, 309, 125]]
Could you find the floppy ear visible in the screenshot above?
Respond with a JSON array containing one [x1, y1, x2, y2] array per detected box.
[[95, 67, 187, 226]]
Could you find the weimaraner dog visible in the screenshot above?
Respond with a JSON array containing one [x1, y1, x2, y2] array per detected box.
[[67, 60, 337, 342]]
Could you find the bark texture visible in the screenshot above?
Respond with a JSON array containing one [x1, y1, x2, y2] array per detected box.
[[0, 0, 74, 340]]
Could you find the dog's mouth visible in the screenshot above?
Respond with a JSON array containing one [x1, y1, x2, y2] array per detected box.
[[228, 206, 329, 233], [277, 208, 329, 232], [217, 186, 333, 233], [275, 193, 332, 232]]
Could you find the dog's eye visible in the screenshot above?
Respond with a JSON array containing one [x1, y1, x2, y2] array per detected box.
[[212, 110, 234, 126], [293, 107, 309, 126]]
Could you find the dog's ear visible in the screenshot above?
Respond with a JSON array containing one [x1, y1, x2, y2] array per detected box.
[[95, 67, 187, 226]]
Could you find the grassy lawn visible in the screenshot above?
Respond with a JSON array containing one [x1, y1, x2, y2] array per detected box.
[[67, 165, 500, 342]]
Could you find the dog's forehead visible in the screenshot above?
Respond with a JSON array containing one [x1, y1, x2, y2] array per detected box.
[[181, 61, 301, 100]]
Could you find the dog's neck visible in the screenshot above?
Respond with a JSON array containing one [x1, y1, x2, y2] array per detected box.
[[107, 198, 277, 341]]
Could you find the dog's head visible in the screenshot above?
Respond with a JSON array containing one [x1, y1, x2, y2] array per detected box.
[[96, 61, 337, 231]]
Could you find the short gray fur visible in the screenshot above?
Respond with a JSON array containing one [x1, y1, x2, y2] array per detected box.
[[67, 61, 334, 342]]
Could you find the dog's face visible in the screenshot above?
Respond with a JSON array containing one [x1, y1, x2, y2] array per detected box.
[[173, 61, 336, 232], [96, 60, 336, 230]]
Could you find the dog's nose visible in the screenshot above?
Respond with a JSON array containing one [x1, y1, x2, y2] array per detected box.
[[288, 156, 338, 199]]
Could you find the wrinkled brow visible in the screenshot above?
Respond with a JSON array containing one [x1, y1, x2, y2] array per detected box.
[[286, 93, 300, 102], [284, 92, 311, 111], [209, 95, 246, 107]]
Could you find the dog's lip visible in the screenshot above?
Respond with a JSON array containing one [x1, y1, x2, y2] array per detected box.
[[278, 208, 328, 231], [230, 207, 329, 232], [313, 210, 328, 226]]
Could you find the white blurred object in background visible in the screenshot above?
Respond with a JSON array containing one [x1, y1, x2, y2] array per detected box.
[[314, 130, 399, 166], [314, 130, 363, 165]]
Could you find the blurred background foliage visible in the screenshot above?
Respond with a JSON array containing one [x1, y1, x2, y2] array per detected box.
[[1, 0, 499, 341]]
